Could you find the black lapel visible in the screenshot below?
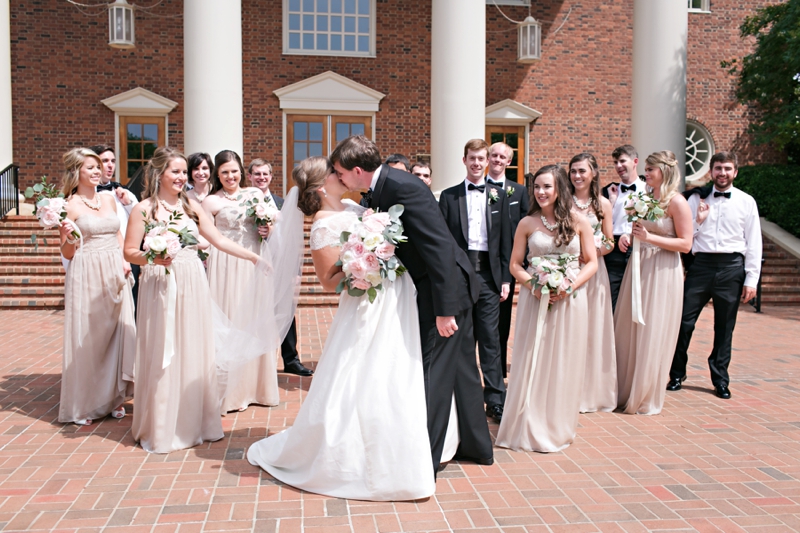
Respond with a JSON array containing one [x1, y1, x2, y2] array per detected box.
[[485, 185, 495, 233], [370, 165, 390, 209], [457, 182, 469, 244]]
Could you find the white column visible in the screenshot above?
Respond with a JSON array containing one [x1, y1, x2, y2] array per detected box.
[[184, 0, 243, 159], [632, 0, 688, 180], [0, 0, 13, 168], [430, 0, 485, 192]]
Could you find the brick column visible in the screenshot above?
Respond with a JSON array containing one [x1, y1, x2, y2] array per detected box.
[[184, 0, 243, 159], [0, 0, 12, 168], [632, 0, 688, 179], [430, 0, 485, 192]]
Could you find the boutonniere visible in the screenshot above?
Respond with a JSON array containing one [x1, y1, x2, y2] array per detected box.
[[488, 188, 499, 204], [506, 185, 515, 197]]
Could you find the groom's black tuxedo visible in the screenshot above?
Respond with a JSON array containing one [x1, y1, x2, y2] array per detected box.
[[368, 165, 493, 473]]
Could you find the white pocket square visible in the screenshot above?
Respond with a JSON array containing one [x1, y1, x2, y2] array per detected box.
[[510, 201, 519, 205], [491, 210, 499, 214]]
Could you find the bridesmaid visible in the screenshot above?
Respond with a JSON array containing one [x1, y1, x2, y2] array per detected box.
[[185, 152, 214, 203], [614, 150, 693, 415], [496, 165, 597, 453], [58, 148, 135, 426], [124, 147, 263, 453], [202, 150, 277, 413], [568, 153, 618, 413]]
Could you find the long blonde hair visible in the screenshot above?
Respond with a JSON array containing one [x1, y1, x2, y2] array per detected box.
[[61, 148, 102, 197], [142, 147, 199, 223], [645, 150, 681, 208]]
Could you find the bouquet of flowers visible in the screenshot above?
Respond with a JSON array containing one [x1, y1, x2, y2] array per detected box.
[[525, 253, 580, 309], [624, 191, 664, 223], [240, 195, 280, 242], [592, 222, 615, 251], [142, 210, 202, 273], [24, 176, 81, 241], [336, 204, 407, 303]]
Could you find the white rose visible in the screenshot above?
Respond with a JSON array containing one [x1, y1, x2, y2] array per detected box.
[[362, 232, 384, 250], [365, 269, 382, 286], [148, 235, 168, 253], [634, 200, 648, 215], [547, 270, 564, 289]]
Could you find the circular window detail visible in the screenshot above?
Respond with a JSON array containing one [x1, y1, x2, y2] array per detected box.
[[685, 120, 715, 182]]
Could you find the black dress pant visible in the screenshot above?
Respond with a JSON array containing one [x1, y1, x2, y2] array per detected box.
[[473, 269, 505, 408], [498, 278, 515, 378], [670, 253, 746, 387], [280, 318, 300, 367], [605, 236, 632, 312], [416, 274, 493, 475]]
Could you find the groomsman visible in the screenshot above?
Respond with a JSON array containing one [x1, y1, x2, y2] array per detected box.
[[439, 139, 512, 423], [603, 145, 646, 310], [486, 142, 529, 378], [247, 159, 313, 377], [668, 151, 762, 399]]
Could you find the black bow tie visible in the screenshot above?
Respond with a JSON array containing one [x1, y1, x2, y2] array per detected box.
[[360, 188, 373, 203], [620, 184, 636, 193], [714, 191, 731, 199], [486, 178, 502, 186], [468, 183, 486, 193], [97, 182, 115, 192]]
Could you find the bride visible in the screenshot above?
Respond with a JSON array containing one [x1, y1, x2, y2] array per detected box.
[[246, 157, 434, 501]]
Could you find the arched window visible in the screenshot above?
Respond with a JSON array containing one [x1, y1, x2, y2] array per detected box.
[[685, 120, 715, 183]]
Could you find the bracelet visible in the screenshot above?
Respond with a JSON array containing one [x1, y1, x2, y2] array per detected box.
[[63, 236, 78, 246]]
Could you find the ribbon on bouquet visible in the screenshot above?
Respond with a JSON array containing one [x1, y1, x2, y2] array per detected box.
[[162, 271, 178, 369], [523, 289, 550, 409], [630, 237, 645, 325]]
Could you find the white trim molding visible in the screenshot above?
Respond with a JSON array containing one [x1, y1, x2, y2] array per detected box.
[[274, 71, 385, 113], [485, 99, 542, 126], [101, 87, 178, 116]]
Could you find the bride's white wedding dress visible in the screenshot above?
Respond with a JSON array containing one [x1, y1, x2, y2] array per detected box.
[[246, 200, 435, 501]]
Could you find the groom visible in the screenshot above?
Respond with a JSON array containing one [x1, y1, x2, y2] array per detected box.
[[330, 136, 494, 474]]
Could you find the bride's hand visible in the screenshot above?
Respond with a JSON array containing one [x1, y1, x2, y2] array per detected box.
[[254, 256, 272, 276]]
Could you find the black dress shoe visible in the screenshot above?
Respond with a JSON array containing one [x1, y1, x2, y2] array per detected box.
[[666, 375, 687, 391], [714, 385, 731, 399], [283, 360, 314, 376], [485, 404, 503, 423], [452, 453, 494, 466]]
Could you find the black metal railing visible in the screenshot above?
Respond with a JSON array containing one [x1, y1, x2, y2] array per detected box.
[[0, 164, 19, 220]]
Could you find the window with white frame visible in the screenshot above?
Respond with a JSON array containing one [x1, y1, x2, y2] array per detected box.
[[686, 120, 715, 183], [688, 0, 710, 13], [284, 0, 375, 57]]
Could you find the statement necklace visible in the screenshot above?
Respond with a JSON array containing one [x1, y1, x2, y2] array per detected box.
[[540, 215, 558, 232], [79, 194, 101, 211], [222, 189, 240, 202], [572, 195, 591, 210], [159, 198, 182, 213]]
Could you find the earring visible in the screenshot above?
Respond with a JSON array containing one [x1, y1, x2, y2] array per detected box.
[[320, 188, 327, 197]]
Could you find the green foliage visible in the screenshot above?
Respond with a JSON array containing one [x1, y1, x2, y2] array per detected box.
[[736, 165, 800, 237], [721, 1, 800, 155]]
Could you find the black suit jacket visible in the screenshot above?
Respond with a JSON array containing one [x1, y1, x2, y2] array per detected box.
[[496, 179, 529, 240], [369, 165, 479, 317], [272, 193, 285, 210], [438, 181, 512, 292]]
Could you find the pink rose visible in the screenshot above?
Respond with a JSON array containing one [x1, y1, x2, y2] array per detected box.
[[166, 234, 182, 258], [348, 257, 367, 279], [363, 252, 380, 272], [350, 241, 366, 256], [48, 198, 67, 212], [565, 266, 580, 281], [361, 216, 387, 234], [38, 206, 61, 228], [374, 241, 395, 260], [560, 278, 572, 293], [348, 232, 361, 244], [147, 225, 166, 237], [362, 208, 374, 217], [351, 278, 371, 290]]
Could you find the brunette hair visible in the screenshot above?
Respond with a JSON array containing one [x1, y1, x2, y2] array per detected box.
[[384, 153, 410, 171], [211, 150, 245, 191], [644, 150, 681, 208], [293, 156, 333, 217], [463, 138, 489, 158], [527, 164, 576, 248], [247, 158, 272, 175], [89, 144, 114, 157], [612, 144, 638, 160], [142, 147, 199, 224], [568, 153, 604, 222], [709, 151, 738, 170], [61, 148, 102, 197], [187, 152, 214, 188], [329, 135, 381, 172]]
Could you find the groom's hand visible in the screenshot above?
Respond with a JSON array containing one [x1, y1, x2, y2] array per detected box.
[[436, 316, 458, 338]]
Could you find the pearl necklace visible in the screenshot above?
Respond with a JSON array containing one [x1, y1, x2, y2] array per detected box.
[[78, 194, 101, 211], [573, 195, 591, 210], [540, 215, 557, 232], [222, 189, 241, 202], [158, 198, 182, 213]]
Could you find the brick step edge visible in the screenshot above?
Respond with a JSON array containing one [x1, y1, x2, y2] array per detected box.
[[0, 297, 65, 309]]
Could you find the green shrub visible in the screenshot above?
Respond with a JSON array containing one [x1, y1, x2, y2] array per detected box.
[[735, 165, 800, 238]]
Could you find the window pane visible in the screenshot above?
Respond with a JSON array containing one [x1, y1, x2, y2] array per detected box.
[[351, 123, 365, 136], [490, 132, 503, 144], [294, 122, 307, 140], [336, 123, 349, 142], [358, 16, 369, 33], [358, 35, 369, 52], [128, 142, 142, 160], [506, 168, 518, 183], [317, 0, 328, 11], [303, 0, 314, 11], [303, 14, 314, 30], [344, 16, 355, 32], [289, 14, 300, 30], [344, 0, 355, 13], [127, 123, 142, 140], [309, 122, 323, 141], [331, 0, 341, 12], [289, 32, 300, 48], [510, 150, 518, 166], [331, 34, 342, 50], [294, 143, 307, 162], [358, 0, 369, 15], [309, 143, 323, 157], [143, 143, 157, 160], [317, 34, 328, 49], [331, 15, 342, 31], [506, 133, 518, 149], [344, 34, 355, 51], [289, 0, 300, 11], [128, 162, 141, 179], [303, 33, 315, 49], [317, 15, 328, 31], [143, 123, 158, 141]]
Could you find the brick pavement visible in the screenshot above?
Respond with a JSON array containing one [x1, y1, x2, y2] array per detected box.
[[0, 305, 798, 532]]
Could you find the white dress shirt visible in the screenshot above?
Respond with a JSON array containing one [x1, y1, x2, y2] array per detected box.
[[465, 179, 489, 252], [369, 165, 383, 192], [611, 177, 646, 235], [687, 186, 762, 288]]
